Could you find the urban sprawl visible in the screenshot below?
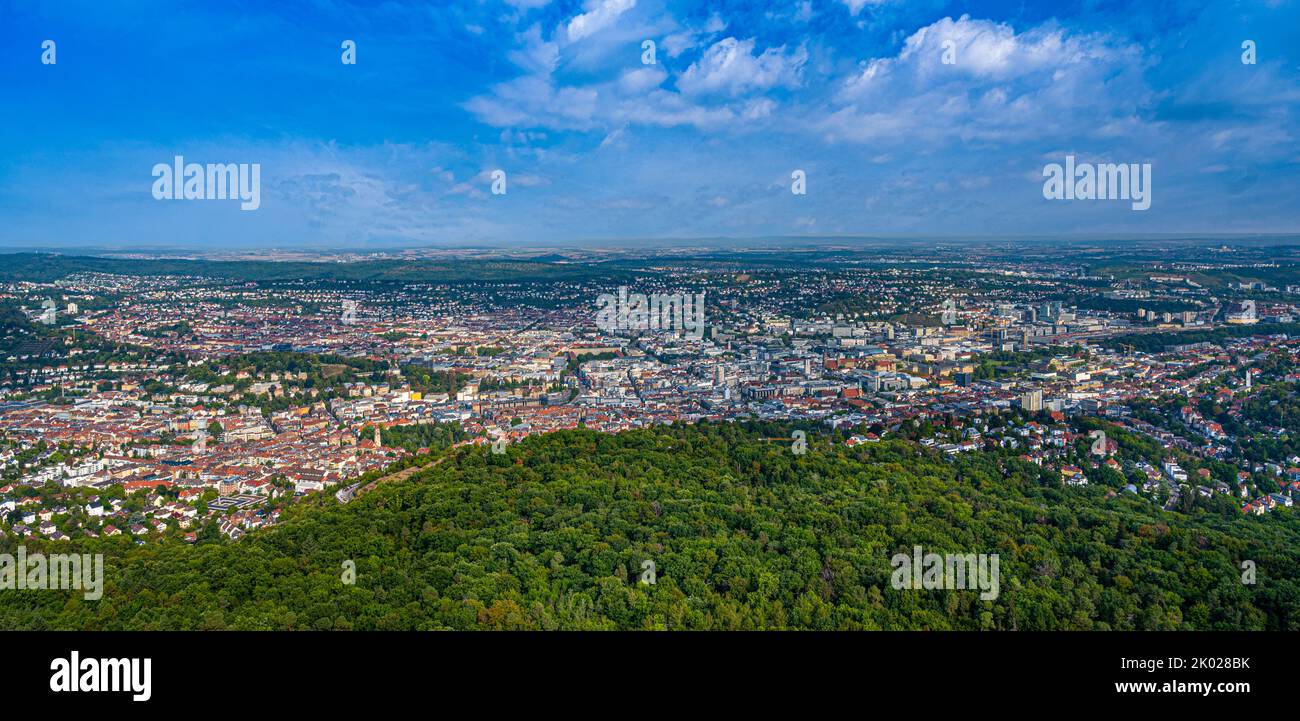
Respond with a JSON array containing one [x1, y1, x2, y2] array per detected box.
[[3, 246, 1298, 545]]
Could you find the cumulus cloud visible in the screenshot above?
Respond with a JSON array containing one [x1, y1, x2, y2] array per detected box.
[[618, 66, 668, 94], [467, 23, 800, 133], [677, 37, 808, 96], [820, 15, 1150, 145]]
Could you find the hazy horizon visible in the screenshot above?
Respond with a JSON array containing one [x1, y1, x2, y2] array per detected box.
[[5, 232, 1300, 260]]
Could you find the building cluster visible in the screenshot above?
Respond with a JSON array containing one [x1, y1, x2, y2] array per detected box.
[[4, 261, 1299, 540]]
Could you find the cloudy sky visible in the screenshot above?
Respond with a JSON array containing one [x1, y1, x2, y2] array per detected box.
[[1, 0, 1298, 248]]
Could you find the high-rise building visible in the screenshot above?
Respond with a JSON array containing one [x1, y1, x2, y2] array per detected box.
[[1020, 389, 1044, 412]]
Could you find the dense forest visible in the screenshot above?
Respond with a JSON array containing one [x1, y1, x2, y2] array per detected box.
[[2, 422, 1298, 630]]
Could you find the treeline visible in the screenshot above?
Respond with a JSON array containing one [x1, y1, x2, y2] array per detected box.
[[1104, 323, 1300, 353]]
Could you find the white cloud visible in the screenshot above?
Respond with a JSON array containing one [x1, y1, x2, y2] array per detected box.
[[822, 15, 1150, 145], [661, 13, 728, 57], [565, 0, 637, 42], [465, 74, 601, 129], [507, 24, 560, 74], [677, 37, 808, 96], [661, 31, 696, 57], [618, 66, 668, 93]]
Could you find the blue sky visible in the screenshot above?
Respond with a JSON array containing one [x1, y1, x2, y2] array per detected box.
[[1, 0, 1298, 249]]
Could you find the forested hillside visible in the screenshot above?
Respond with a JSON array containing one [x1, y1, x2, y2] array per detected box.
[[3, 422, 1298, 630]]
